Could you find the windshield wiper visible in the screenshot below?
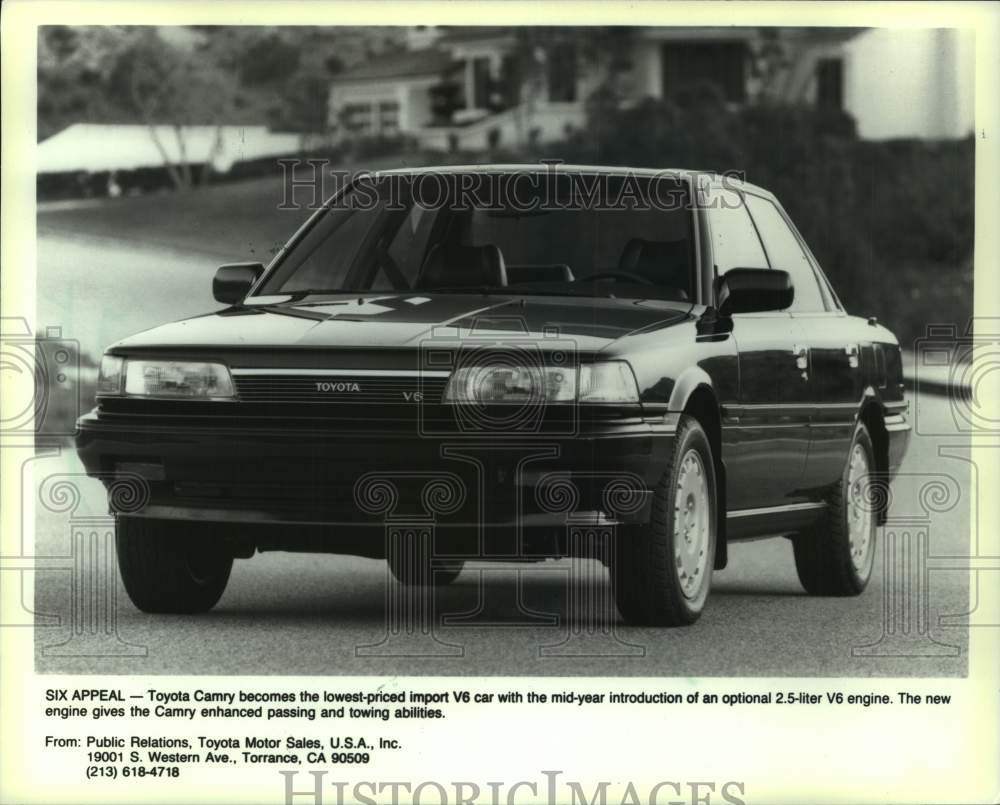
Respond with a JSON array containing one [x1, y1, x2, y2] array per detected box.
[[422, 285, 507, 295], [424, 284, 601, 298], [254, 304, 331, 321], [279, 286, 610, 300], [284, 288, 398, 297], [502, 285, 595, 297]]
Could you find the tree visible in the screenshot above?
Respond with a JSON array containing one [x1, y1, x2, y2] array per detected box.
[[107, 30, 239, 189], [746, 28, 791, 104], [37, 26, 134, 140], [505, 27, 637, 147], [37, 26, 407, 178], [39, 26, 241, 189]]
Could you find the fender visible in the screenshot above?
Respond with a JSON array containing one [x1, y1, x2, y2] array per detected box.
[[663, 367, 729, 570], [857, 385, 894, 525], [666, 365, 716, 412]]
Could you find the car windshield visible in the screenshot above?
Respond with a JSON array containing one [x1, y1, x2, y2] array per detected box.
[[256, 171, 695, 302]]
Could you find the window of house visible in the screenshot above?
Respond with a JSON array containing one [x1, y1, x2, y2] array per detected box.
[[707, 188, 769, 275], [378, 101, 400, 135], [816, 58, 844, 110], [429, 81, 463, 123], [547, 42, 578, 103], [744, 194, 826, 312], [661, 41, 748, 103], [341, 103, 373, 134]]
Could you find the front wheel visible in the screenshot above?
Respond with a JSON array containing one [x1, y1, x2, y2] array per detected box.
[[793, 422, 877, 596], [116, 517, 233, 613], [613, 415, 718, 626]]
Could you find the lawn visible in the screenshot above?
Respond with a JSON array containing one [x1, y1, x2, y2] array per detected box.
[[36, 154, 412, 261], [38, 173, 316, 262]]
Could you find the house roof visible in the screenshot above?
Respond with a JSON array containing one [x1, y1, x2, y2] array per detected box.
[[37, 124, 301, 174], [333, 47, 455, 83]]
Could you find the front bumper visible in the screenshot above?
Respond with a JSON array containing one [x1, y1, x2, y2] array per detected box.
[[75, 407, 677, 553]]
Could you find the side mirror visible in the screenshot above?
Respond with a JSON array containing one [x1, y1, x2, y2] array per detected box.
[[716, 268, 794, 316], [213, 262, 264, 305]]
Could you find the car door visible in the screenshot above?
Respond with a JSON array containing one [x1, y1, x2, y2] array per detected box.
[[744, 193, 861, 498], [706, 187, 811, 511]]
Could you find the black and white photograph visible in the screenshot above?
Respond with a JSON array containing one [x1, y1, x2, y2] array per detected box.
[[2, 3, 999, 804]]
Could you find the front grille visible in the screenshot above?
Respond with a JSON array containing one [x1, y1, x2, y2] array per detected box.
[[231, 371, 450, 405]]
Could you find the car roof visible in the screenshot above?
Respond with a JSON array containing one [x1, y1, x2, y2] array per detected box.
[[372, 163, 774, 199]]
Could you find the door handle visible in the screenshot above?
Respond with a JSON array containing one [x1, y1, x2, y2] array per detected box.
[[793, 344, 809, 370], [844, 343, 859, 369]]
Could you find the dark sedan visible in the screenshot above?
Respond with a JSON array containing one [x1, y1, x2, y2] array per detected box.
[[76, 165, 910, 626]]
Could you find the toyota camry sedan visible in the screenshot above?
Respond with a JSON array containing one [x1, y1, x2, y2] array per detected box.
[[76, 165, 910, 626]]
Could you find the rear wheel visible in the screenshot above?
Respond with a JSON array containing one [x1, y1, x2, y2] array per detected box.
[[613, 415, 717, 626], [116, 517, 233, 613], [793, 423, 877, 595]]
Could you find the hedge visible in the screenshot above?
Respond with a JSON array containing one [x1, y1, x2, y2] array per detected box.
[[542, 83, 974, 349]]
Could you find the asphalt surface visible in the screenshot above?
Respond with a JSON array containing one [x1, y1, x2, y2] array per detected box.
[[36, 229, 244, 359], [29, 233, 973, 676]]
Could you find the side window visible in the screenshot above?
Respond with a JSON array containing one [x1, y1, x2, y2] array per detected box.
[[744, 195, 826, 312], [706, 188, 769, 275]]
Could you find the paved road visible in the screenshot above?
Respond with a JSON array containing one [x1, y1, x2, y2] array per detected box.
[[29, 233, 973, 676], [36, 229, 244, 360]]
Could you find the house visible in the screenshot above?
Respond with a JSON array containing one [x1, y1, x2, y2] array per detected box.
[[839, 27, 974, 140], [327, 26, 974, 150]]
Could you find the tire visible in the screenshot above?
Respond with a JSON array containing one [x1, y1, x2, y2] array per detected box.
[[116, 517, 233, 613], [793, 422, 877, 596], [613, 415, 718, 626], [387, 538, 464, 587]]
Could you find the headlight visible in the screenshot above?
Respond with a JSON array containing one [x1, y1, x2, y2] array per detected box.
[[122, 360, 235, 399], [578, 362, 640, 403], [443, 361, 638, 404], [96, 355, 124, 396], [444, 365, 576, 404]]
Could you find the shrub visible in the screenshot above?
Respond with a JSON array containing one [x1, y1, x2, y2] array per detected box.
[[347, 134, 419, 161], [543, 89, 974, 348]]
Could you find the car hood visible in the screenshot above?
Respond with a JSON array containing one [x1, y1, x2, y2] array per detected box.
[[110, 293, 694, 354]]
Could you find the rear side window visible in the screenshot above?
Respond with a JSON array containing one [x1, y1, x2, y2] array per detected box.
[[707, 188, 769, 274], [745, 195, 826, 312]]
